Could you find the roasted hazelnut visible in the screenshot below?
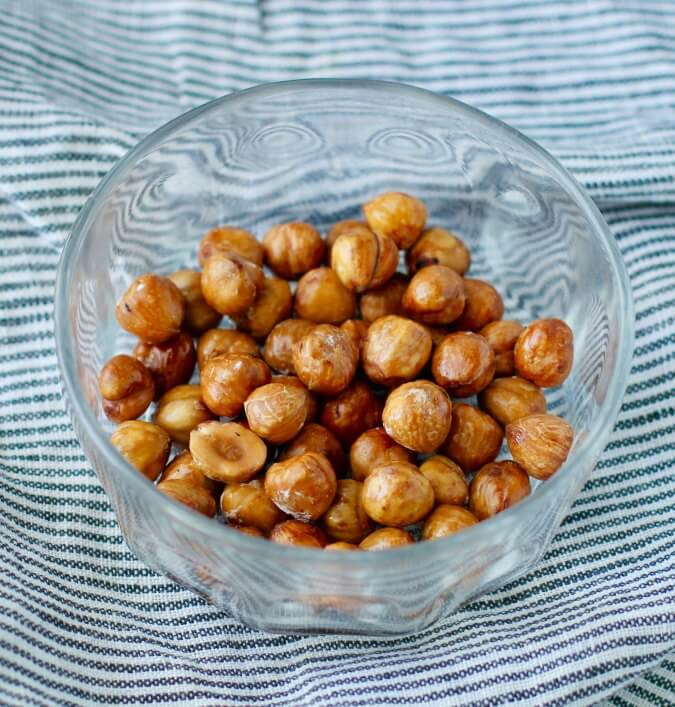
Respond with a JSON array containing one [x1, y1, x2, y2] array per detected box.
[[362, 315, 432, 386], [330, 225, 398, 292], [264, 452, 337, 521], [320, 381, 383, 446], [244, 381, 309, 444], [325, 541, 359, 551], [469, 461, 531, 520], [220, 480, 285, 533], [190, 421, 267, 483], [442, 403, 503, 472], [294, 267, 356, 323], [426, 326, 450, 347], [326, 219, 366, 251], [263, 319, 316, 374], [406, 227, 471, 276], [133, 331, 196, 398], [273, 376, 319, 422], [111, 421, 171, 481], [421, 505, 478, 541], [514, 318, 574, 388], [363, 191, 426, 249], [197, 328, 259, 369], [340, 319, 369, 359], [198, 225, 264, 267], [479, 320, 524, 377], [270, 520, 328, 548], [168, 270, 221, 335], [382, 381, 452, 453], [162, 450, 219, 496], [506, 413, 574, 480], [322, 479, 374, 543], [359, 527, 414, 551], [359, 274, 407, 323], [361, 462, 434, 526], [201, 353, 271, 417], [234, 277, 293, 341], [99, 354, 154, 423], [263, 222, 325, 279], [280, 423, 346, 475], [293, 324, 358, 395], [349, 427, 414, 482], [453, 279, 504, 331], [432, 332, 495, 397], [154, 384, 216, 445], [157, 479, 217, 517], [418, 455, 468, 506], [115, 274, 185, 344], [201, 253, 264, 317], [402, 265, 466, 326], [478, 376, 547, 427], [233, 525, 265, 538]]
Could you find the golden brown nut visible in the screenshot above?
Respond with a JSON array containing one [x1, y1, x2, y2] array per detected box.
[[426, 326, 450, 347], [234, 525, 265, 538], [326, 219, 366, 250], [479, 320, 524, 377], [99, 354, 154, 423], [442, 403, 503, 472], [340, 319, 369, 359], [280, 423, 346, 476], [432, 332, 496, 397], [363, 191, 427, 249], [190, 421, 267, 483], [244, 381, 309, 444], [322, 479, 374, 543], [422, 505, 478, 540], [233, 277, 293, 341], [197, 328, 259, 369], [361, 462, 434, 526], [115, 274, 185, 344], [111, 421, 171, 481], [133, 331, 196, 398], [293, 324, 358, 395], [154, 384, 216, 445], [453, 279, 504, 331], [359, 527, 414, 551], [320, 381, 383, 446], [201, 353, 271, 418], [273, 376, 319, 422], [506, 414, 573, 480], [359, 273, 408, 323], [162, 450, 219, 496], [325, 541, 359, 551], [349, 427, 414, 482], [264, 452, 337, 521], [418, 455, 468, 506], [362, 315, 432, 386], [168, 270, 222, 335], [469, 461, 531, 520], [269, 520, 328, 548], [478, 376, 547, 427], [330, 225, 398, 292], [198, 225, 264, 267], [514, 318, 574, 388], [263, 319, 316, 374], [220, 480, 285, 533], [382, 381, 452, 453], [406, 227, 471, 276], [263, 222, 325, 279], [201, 253, 264, 317], [402, 265, 466, 326], [294, 267, 356, 324], [157, 478, 217, 517]]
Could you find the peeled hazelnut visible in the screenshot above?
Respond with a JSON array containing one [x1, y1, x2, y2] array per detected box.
[[407, 227, 471, 276], [201, 353, 271, 417], [263, 222, 325, 279], [273, 376, 319, 422], [469, 461, 531, 520], [197, 328, 259, 369], [453, 279, 504, 331], [421, 505, 478, 541], [359, 274, 408, 323], [382, 381, 452, 453], [133, 331, 196, 398], [478, 376, 547, 427], [154, 384, 216, 445], [432, 332, 496, 397], [198, 225, 264, 267], [111, 421, 171, 481], [263, 319, 316, 374], [264, 452, 337, 521], [201, 253, 264, 317], [322, 479, 374, 543], [234, 525, 265, 538], [340, 319, 369, 359], [162, 450, 219, 496], [442, 403, 503, 472], [168, 270, 222, 335], [359, 527, 414, 551], [233, 277, 293, 341], [479, 320, 524, 377], [330, 225, 398, 292], [99, 354, 154, 422], [514, 318, 574, 388], [220, 480, 285, 533], [506, 413, 573, 480], [244, 381, 309, 444], [403, 265, 466, 325], [363, 191, 426, 249], [157, 479, 217, 517], [325, 542, 359, 551], [362, 315, 432, 386], [418, 455, 468, 506], [270, 520, 328, 548], [320, 381, 383, 446], [280, 423, 346, 476], [294, 267, 356, 324], [361, 462, 434, 526], [349, 427, 414, 482]]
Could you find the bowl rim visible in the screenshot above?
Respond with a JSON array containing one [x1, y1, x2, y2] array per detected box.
[[54, 78, 634, 566]]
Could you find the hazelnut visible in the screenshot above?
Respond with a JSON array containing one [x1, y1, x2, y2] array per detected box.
[[273, 376, 319, 422], [197, 328, 259, 369], [115, 274, 185, 344], [198, 225, 264, 267], [280, 423, 346, 476], [406, 227, 471, 276], [469, 461, 531, 520], [264, 452, 337, 521], [233, 277, 293, 341], [349, 427, 414, 482], [432, 332, 495, 397], [402, 265, 466, 325], [244, 381, 309, 444], [189, 421, 267, 483], [325, 542, 359, 551], [263, 319, 316, 374], [269, 520, 328, 548], [421, 505, 478, 541], [479, 320, 524, 377], [157, 479, 217, 517], [220, 480, 285, 533], [322, 479, 374, 543], [426, 326, 450, 347], [478, 376, 547, 427], [359, 274, 407, 323], [111, 421, 171, 481], [359, 527, 414, 551], [340, 319, 369, 359], [263, 222, 325, 279], [330, 225, 398, 292], [294, 267, 356, 323], [162, 450, 219, 496], [361, 462, 434, 526], [154, 384, 216, 445], [133, 331, 196, 398], [363, 191, 426, 249], [453, 279, 504, 331], [418, 455, 468, 506], [362, 315, 432, 386], [326, 219, 366, 251], [201, 353, 271, 417], [168, 270, 221, 334], [320, 381, 383, 446], [442, 403, 503, 472], [506, 413, 574, 480], [201, 253, 264, 317], [514, 318, 574, 388], [234, 525, 265, 538], [99, 354, 154, 423], [382, 381, 452, 453]]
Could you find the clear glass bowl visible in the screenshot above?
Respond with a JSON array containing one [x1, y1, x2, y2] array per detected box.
[[54, 80, 633, 635]]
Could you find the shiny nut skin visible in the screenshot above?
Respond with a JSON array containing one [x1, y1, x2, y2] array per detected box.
[[322, 479, 374, 543], [244, 381, 309, 444], [407, 227, 471, 276], [320, 381, 383, 446], [263, 222, 325, 279], [234, 277, 293, 341], [115, 274, 185, 344], [264, 452, 337, 521], [478, 376, 547, 427], [340, 319, 369, 359], [514, 318, 574, 388], [359, 273, 408, 323], [201, 253, 264, 317], [402, 265, 466, 326], [99, 354, 154, 423], [359, 527, 414, 551], [157, 479, 217, 517], [361, 462, 434, 527], [442, 403, 503, 472], [325, 541, 359, 551], [294, 267, 356, 324], [162, 450, 219, 496], [363, 315, 432, 387], [197, 328, 259, 369], [469, 461, 531, 520], [263, 319, 316, 374], [382, 381, 452, 453], [234, 525, 265, 538], [453, 279, 504, 332], [479, 320, 524, 377], [154, 384, 216, 445], [168, 270, 222, 335], [432, 332, 496, 397], [270, 520, 328, 548], [280, 423, 346, 475], [201, 353, 271, 417], [363, 191, 427, 249], [220, 480, 285, 533], [326, 219, 365, 251], [419, 455, 468, 506], [133, 331, 196, 398], [506, 413, 574, 480], [273, 375, 319, 422], [421, 505, 478, 540], [111, 421, 171, 481], [198, 225, 264, 267], [330, 225, 398, 292], [349, 427, 414, 482]]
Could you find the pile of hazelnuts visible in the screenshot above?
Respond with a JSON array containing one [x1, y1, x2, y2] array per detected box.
[[100, 191, 574, 551]]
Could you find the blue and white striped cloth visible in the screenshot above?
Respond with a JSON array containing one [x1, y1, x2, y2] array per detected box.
[[0, 1, 674, 704]]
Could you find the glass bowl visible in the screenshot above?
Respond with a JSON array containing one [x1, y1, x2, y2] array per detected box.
[[54, 79, 633, 635]]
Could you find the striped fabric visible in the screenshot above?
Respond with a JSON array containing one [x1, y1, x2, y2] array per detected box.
[[0, 0, 673, 704]]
